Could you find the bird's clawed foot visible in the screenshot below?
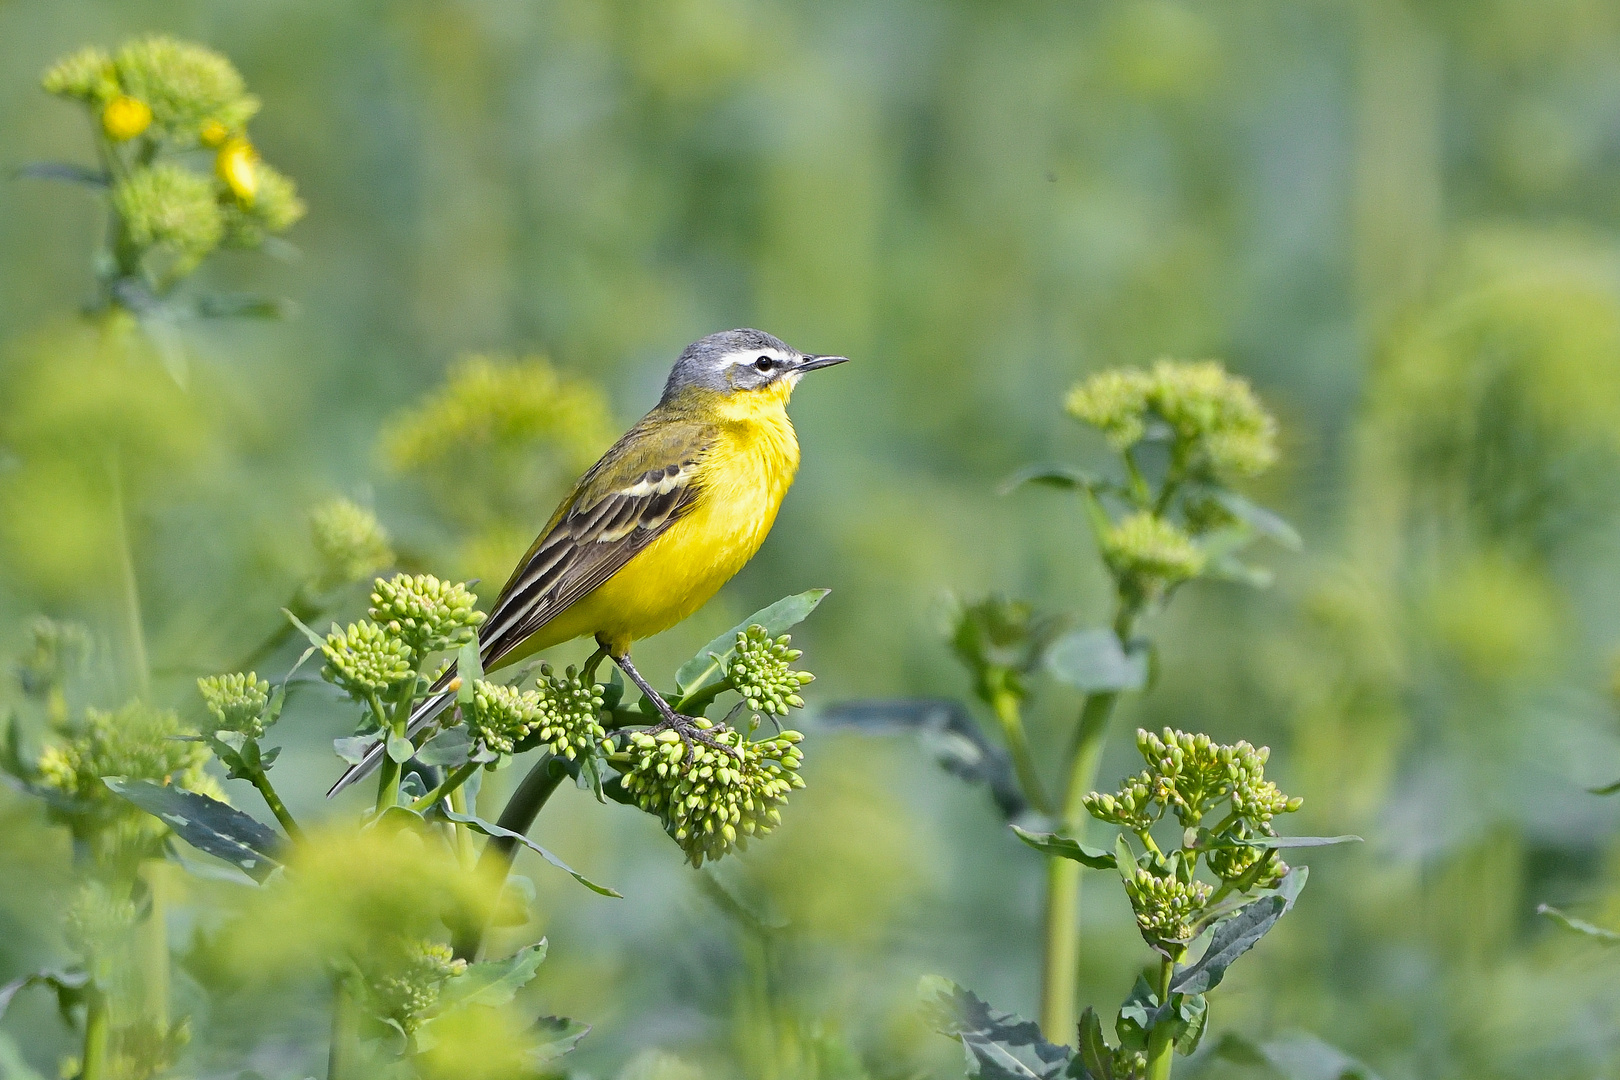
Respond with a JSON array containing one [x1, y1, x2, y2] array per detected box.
[[644, 713, 743, 761]]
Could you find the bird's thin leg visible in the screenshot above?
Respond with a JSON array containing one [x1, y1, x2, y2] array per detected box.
[[611, 651, 740, 758]]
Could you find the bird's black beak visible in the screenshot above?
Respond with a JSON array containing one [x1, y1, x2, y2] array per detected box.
[[795, 354, 850, 372]]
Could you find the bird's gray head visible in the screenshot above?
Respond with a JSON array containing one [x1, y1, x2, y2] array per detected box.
[[661, 328, 848, 402]]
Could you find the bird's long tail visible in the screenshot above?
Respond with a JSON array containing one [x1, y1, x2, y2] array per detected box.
[[325, 675, 459, 798]]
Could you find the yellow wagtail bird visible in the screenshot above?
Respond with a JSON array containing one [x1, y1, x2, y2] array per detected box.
[[329, 329, 847, 795]]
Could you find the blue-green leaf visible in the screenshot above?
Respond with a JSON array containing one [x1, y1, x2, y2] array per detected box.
[[439, 942, 547, 1009], [1043, 629, 1147, 693], [104, 778, 283, 882], [431, 807, 622, 898], [1011, 826, 1116, 869], [1538, 904, 1620, 945], [919, 976, 1073, 1079], [1171, 866, 1307, 994]]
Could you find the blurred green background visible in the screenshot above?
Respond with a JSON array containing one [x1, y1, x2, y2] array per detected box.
[[6, 1, 1620, 1078]]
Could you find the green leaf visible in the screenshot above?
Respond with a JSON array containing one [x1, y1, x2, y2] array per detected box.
[[675, 589, 829, 695], [332, 735, 373, 765], [103, 778, 283, 882], [1214, 1031, 1383, 1080], [386, 733, 415, 763], [417, 727, 473, 767], [1114, 834, 1138, 886], [1171, 867, 1307, 995], [14, 162, 110, 186], [0, 969, 88, 1023], [193, 293, 294, 320], [1071, 1008, 1113, 1080], [997, 464, 1102, 496], [1587, 778, 1620, 796], [1043, 629, 1147, 693], [919, 976, 1074, 1080], [439, 942, 548, 1009], [1211, 491, 1303, 551], [1538, 904, 1620, 944], [1198, 832, 1362, 850], [1011, 826, 1116, 869], [1174, 994, 1208, 1055], [528, 1015, 591, 1064], [283, 608, 329, 651], [431, 807, 622, 898]]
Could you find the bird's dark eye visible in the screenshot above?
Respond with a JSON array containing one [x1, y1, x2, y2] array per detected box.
[[754, 355, 775, 372]]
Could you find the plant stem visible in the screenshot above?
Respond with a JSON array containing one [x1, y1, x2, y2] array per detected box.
[[451, 754, 566, 960], [411, 762, 481, 813], [374, 692, 412, 814], [107, 452, 149, 699], [139, 861, 168, 1030], [249, 769, 304, 841], [80, 982, 109, 1080], [1038, 605, 1139, 1042], [990, 685, 1052, 816], [1144, 956, 1176, 1080], [447, 784, 475, 868], [326, 971, 359, 1080]]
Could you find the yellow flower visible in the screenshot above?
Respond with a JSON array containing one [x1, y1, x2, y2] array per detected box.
[[215, 135, 258, 203], [101, 94, 152, 140], [199, 120, 230, 147]]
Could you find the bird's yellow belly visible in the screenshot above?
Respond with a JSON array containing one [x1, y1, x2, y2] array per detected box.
[[505, 426, 796, 662]]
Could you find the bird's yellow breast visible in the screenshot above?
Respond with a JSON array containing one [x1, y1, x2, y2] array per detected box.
[[523, 382, 801, 656]]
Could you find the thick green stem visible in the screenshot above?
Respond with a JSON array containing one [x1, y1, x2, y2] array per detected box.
[[447, 785, 475, 868], [451, 754, 566, 960], [1039, 688, 1120, 1040], [139, 861, 168, 1030], [990, 686, 1051, 816], [1039, 605, 1139, 1042], [326, 972, 359, 1080], [373, 691, 413, 814], [249, 769, 304, 841], [1144, 957, 1176, 1080], [80, 983, 109, 1080], [107, 453, 149, 699]]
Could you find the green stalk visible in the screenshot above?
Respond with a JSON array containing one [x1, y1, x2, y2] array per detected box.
[[1038, 605, 1139, 1042], [139, 861, 168, 1030], [248, 769, 304, 841], [447, 785, 475, 868], [326, 971, 360, 1080], [1143, 956, 1176, 1080], [107, 452, 149, 699], [373, 689, 414, 814], [450, 754, 566, 960], [990, 684, 1052, 816], [80, 983, 109, 1080]]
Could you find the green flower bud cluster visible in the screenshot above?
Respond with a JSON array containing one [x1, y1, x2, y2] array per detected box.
[[221, 160, 305, 246], [64, 881, 136, 959], [368, 574, 486, 655], [1087, 729, 1303, 834], [466, 681, 539, 757], [197, 671, 272, 737], [1125, 867, 1212, 944], [112, 163, 223, 273], [1205, 838, 1289, 889], [44, 38, 258, 139], [321, 621, 415, 702], [37, 703, 216, 802], [1099, 512, 1206, 595], [726, 626, 813, 716], [309, 498, 394, 592], [16, 616, 90, 698], [531, 665, 606, 759], [370, 939, 466, 1037], [613, 724, 805, 867], [1065, 360, 1278, 480]]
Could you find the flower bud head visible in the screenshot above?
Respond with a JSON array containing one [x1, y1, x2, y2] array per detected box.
[[1100, 512, 1206, 592], [16, 616, 90, 698], [197, 671, 272, 737], [309, 498, 393, 592], [1126, 868, 1212, 944], [368, 574, 485, 656], [528, 665, 606, 759], [321, 620, 415, 701], [112, 163, 224, 272], [368, 938, 467, 1036], [111, 35, 260, 143], [617, 728, 805, 866], [726, 625, 814, 717], [41, 46, 118, 102]]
